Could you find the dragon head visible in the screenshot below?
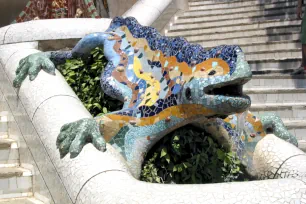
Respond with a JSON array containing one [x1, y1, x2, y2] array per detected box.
[[180, 46, 252, 116]]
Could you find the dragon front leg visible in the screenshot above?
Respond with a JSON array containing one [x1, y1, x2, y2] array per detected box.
[[56, 109, 197, 178]]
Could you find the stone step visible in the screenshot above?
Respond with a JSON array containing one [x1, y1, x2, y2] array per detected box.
[[167, 18, 300, 37], [0, 197, 44, 204], [248, 58, 301, 72], [0, 138, 19, 166], [182, 1, 297, 18], [207, 40, 300, 55], [0, 167, 33, 199], [0, 107, 18, 140], [189, 0, 297, 12], [188, 0, 295, 7], [192, 30, 300, 47], [245, 88, 306, 104], [245, 48, 301, 61], [202, 33, 302, 53], [180, 4, 297, 24], [0, 120, 8, 140], [0, 110, 10, 140], [0, 112, 14, 122], [0, 135, 8, 140], [250, 103, 306, 121], [238, 40, 301, 54], [0, 139, 18, 150], [172, 24, 300, 45], [245, 74, 306, 88], [284, 120, 306, 141], [174, 14, 297, 31], [298, 140, 306, 152]]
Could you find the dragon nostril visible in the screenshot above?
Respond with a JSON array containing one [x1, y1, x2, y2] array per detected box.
[[208, 70, 216, 76], [266, 127, 274, 134], [185, 87, 192, 100]]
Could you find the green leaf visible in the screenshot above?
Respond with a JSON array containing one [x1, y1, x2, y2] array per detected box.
[[165, 155, 171, 164], [217, 149, 225, 160], [207, 137, 214, 146], [93, 103, 102, 110], [173, 135, 179, 141], [155, 177, 161, 183], [103, 107, 108, 114], [160, 148, 167, 158]]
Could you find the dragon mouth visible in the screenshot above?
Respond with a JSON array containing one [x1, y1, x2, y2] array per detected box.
[[205, 84, 243, 97], [203, 78, 251, 114]]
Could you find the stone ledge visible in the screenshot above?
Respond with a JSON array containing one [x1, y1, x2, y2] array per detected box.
[[1, 18, 112, 46], [284, 120, 306, 128], [168, 24, 300, 38], [179, 6, 297, 24], [169, 18, 300, 33], [298, 140, 306, 151], [189, 32, 300, 44], [189, 0, 292, 7], [186, 0, 296, 13], [251, 103, 306, 110], [251, 73, 306, 79], [245, 88, 306, 94]]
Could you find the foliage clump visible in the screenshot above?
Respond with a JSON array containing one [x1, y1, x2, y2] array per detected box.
[[60, 47, 247, 184], [140, 126, 245, 184], [59, 47, 123, 116]]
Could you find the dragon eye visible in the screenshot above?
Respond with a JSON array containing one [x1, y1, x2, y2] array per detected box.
[[185, 87, 192, 100]]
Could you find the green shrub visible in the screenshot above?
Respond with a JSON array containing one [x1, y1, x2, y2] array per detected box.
[[59, 47, 123, 117], [140, 125, 246, 184], [60, 47, 248, 184]]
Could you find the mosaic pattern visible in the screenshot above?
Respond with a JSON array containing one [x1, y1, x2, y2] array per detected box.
[[12, 0, 100, 24], [13, 17, 297, 178], [201, 111, 298, 175]]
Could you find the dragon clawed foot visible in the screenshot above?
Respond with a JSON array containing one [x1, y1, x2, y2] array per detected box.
[[13, 53, 56, 88], [56, 118, 106, 159]]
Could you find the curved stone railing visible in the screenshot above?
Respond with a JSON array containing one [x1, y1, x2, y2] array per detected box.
[[0, 18, 112, 45], [123, 0, 173, 26], [1, 4, 306, 204]]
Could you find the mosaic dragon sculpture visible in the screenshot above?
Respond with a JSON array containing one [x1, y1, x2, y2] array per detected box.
[[13, 17, 298, 178]]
